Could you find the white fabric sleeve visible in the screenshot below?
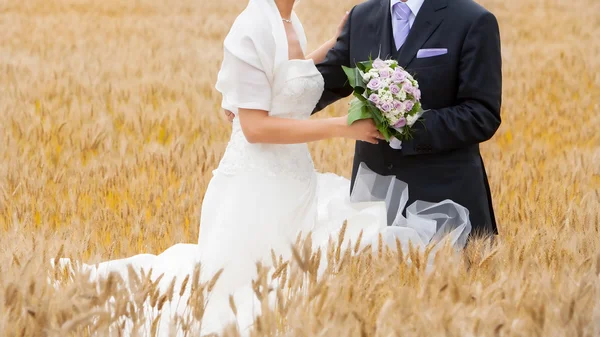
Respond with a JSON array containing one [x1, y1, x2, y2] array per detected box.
[[215, 34, 272, 114]]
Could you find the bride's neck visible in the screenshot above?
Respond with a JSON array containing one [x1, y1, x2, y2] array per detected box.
[[274, 0, 294, 20]]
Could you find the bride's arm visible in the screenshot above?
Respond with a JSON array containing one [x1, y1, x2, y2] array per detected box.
[[222, 13, 348, 123], [238, 108, 382, 145], [306, 40, 336, 65], [305, 12, 349, 64]]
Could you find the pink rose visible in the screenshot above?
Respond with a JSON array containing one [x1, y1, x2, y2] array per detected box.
[[368, 93, 381, 104], [372, 58, 387, 69], [412, 88, 421, 100], [367, 78, 383, 90], [405, 100, 415, 111], [394, 118, 407, 128], [392, 69, 407, 83], [389, 84, 401, 95], [381, 102, 393, 112], [393, 100, 404, 111], [379, 68, 391, 78]]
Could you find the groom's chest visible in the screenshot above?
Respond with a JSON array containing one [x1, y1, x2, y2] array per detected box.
[[349, 22, 454, 68], [348, 19, 459, 106]]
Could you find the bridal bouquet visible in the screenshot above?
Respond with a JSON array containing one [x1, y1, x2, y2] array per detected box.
[[343, 58, 426, 149]]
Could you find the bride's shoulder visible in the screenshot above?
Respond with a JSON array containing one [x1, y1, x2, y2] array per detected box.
[[227, 9, 273, 43]]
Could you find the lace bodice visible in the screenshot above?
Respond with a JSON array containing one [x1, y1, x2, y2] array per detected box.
[[214, 60, 325, 181]]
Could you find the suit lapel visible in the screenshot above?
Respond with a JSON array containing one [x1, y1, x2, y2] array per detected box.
[[373, 0, 395, 60], [396, 0, 447, 67]]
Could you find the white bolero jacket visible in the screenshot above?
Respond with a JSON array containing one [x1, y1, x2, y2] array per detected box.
[[215, 0, 308, 115]]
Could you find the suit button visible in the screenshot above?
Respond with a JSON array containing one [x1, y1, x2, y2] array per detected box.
[[387, 164, 394, 170]]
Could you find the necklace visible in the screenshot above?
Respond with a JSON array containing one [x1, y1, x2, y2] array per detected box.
[[282, 18, 292, 23]]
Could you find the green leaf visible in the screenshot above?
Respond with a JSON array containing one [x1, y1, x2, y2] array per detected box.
[[366, 104, 384, 125], [356, 62, 368, 73], [358, 60, 373, 73], [353, 68, 366, 89], [378, 124, 392, 141], [347, 99, 372, 125], [342, 66, 367, 90], [412, 101, 422, 114], [353, 91, 367, 101], [354, 85, 365, 96], [342, 65, 358, 88]]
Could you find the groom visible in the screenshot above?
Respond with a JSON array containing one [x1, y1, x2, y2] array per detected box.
[[315, 0, 502, 238]]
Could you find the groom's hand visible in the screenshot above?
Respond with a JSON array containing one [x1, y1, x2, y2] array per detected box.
[[223, 109, 235, 123]]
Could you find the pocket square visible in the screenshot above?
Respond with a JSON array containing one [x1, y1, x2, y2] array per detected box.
[[416, 48, 448, 58]]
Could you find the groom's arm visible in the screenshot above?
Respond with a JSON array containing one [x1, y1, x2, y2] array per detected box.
[[401, 12, 502, 156], [312, 8, 355, 114]]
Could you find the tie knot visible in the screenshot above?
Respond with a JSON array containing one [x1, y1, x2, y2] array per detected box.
[[393, 1, 411, 21]]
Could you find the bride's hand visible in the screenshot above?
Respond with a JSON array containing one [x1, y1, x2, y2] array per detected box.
[[223, 109, 235, 123], [307, 11, 349, 64], [336, 117, 384, 144], [333, 11, 350, 42]]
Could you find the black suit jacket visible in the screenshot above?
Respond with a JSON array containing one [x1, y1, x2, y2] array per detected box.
[[314, 0, 502, 236]]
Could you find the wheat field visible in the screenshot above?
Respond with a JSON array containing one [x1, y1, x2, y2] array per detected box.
[[1, 0, 599, 335]]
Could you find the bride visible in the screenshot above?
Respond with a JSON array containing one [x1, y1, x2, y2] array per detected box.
[[56, 0, 471, 335]]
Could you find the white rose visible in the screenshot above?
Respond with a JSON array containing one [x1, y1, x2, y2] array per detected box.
[[407, 114, 419, 126], [383, 92, 393, 103], [398, 90, 407, 101], [385, 59, 399, 68]]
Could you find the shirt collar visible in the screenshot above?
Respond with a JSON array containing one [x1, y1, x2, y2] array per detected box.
[[390, 0, 425, 17]]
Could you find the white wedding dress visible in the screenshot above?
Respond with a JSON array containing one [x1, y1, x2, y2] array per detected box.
[[53, 1, 471, 335], [55, 58, 470, 336]]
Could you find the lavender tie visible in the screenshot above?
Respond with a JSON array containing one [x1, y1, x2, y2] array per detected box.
[[392, 1, 412, 50]]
